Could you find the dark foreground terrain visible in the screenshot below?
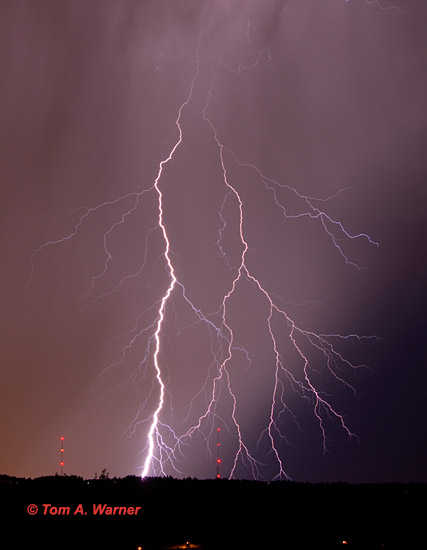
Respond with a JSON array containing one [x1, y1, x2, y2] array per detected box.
[[1, 474, 424, 550]]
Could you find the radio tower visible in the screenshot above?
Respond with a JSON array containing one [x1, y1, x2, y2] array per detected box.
[[60, 436, 64, 476], [216, 428, 221, 479]]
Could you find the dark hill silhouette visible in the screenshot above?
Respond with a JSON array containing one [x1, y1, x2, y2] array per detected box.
[[1, 474, 423, 550]]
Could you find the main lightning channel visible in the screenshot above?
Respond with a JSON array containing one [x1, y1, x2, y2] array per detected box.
[[140, 60, 200, 478]]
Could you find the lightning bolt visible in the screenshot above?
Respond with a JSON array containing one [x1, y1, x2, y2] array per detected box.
[[27, 4, 382, 482], [140, 59, 201, 478]]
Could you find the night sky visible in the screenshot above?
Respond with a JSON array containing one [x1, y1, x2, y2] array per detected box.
[[1, 0, 426, 484]]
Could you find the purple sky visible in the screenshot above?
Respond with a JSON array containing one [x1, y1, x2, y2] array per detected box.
[[1, 0, 426, 482]]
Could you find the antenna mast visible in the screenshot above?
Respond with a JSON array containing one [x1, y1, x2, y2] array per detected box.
[[216, 427, 221, 479], [60, 436, 64, 475]]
